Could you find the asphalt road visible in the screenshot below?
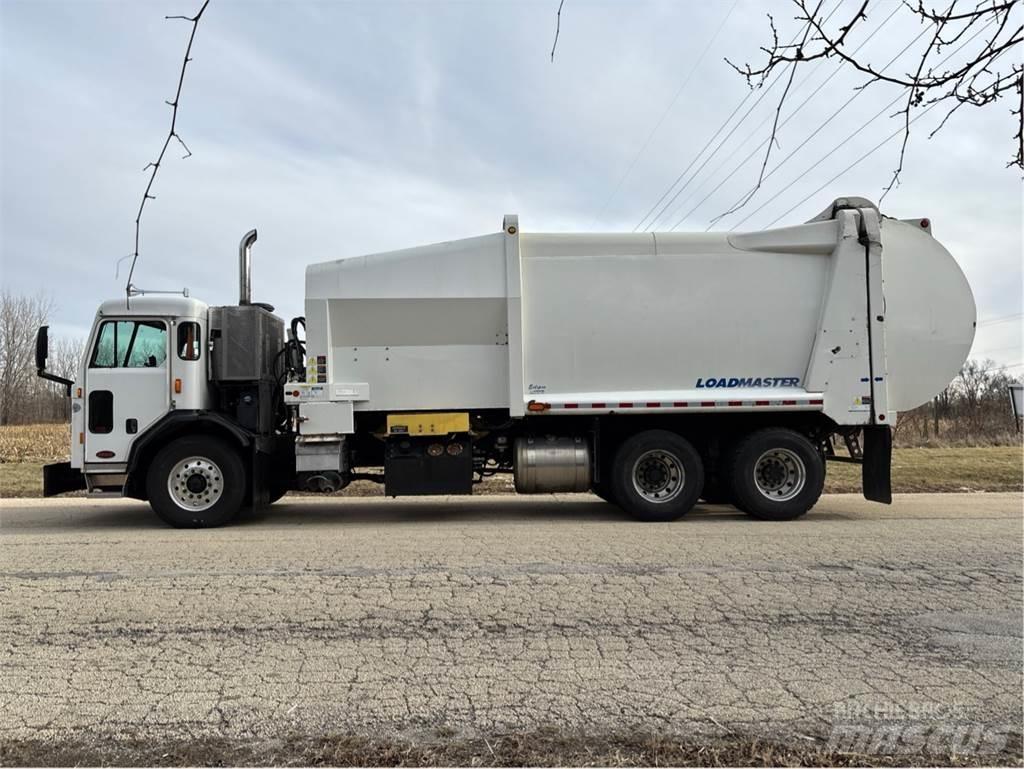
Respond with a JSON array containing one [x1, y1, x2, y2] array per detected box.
[[1, 493, 1021, 749]]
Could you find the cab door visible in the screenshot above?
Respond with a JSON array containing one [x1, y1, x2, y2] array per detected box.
[[84, 318, 170, 465]]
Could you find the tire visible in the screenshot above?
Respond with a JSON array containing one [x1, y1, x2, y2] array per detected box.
[[610, 430, 703, 522], [146, 436, 246, 528], [729, 428, 824, 521]]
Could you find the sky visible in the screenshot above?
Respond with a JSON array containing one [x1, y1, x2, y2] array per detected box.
[[1, 0, 1021, 376]]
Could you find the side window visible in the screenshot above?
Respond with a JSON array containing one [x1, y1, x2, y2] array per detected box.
[[177, 322, 201, 361], [89, 320, 167, 368], [90, 321, 132, 368], [125, 321, 167, 368]]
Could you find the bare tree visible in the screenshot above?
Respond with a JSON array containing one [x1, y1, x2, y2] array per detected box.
[[896, 358, 1022, 445], [0, 292, 85, 425], [0, 292, 53, 425], [730, 0, 1022, 205]]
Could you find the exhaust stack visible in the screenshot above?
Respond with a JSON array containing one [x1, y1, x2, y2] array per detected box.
[[239, 229, 257, 305]]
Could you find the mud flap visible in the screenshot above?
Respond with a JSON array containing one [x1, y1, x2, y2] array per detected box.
[[862, 426, 892, 504], [42, 461, 86, 496]]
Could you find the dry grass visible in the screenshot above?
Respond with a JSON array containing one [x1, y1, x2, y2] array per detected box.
[[824, 446, 1023, 493], [1, 424, 1020, 499], [0, 422, 69, 464], [1, 729, 1019, 767]]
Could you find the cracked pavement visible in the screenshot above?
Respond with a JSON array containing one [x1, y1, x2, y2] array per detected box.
[[0, 492, 1021, 747]]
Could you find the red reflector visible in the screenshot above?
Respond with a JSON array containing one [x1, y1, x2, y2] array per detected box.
[[646, 402, 660, 408], [563, 403, 579, 409], [591, 402, 606, 409], [673, 402, 688, 407], [728, 400, 742, 406], [96, 450, 115, 459], [619, 402, 633, 408], [782, 399, 797, 405], [527, 401, 551, 412], [701, 401, 715, 407], [920, 218, 929, 228], [810, 399, 824, 405], [755, 400, 770, 406]]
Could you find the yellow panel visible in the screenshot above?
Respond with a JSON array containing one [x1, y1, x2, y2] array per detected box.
[[386, 412, 470, 436]]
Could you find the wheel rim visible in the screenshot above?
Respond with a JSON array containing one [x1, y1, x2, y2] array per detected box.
[[631, 449, 685, 503], [167, 456, 224, 512], [753, 448, 806, 502]]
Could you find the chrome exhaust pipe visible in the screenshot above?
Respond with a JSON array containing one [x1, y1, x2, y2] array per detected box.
[[239, 229, 257, 305]]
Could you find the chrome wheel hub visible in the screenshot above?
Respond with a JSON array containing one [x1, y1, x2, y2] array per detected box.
[[753, 448, 806, 502], [168, 456, 223, 512], [632, 450, 685, 503]]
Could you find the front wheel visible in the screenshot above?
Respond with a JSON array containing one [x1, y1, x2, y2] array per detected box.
[[146, 436, 246, 528], [611, 430, 703, 522], [729, 428, 824, 521]]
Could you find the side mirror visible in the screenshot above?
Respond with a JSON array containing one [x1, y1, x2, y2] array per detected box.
[[35, 325, 49, 372], [35, 325, 73, 396]]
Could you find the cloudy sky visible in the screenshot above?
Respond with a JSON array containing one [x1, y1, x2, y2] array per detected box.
[[1, 0, 1021, 374]]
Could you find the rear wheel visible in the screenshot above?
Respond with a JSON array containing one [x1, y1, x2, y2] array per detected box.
[[147, 436, 246, 528], [611, 430, 703, 522], [729, 428, 824, 520]]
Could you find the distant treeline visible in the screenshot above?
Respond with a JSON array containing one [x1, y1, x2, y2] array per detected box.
[[894, 360, 1021, 447]]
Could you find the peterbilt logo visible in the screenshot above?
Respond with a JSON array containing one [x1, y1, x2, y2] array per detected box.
[[696, 377, 801, 388]]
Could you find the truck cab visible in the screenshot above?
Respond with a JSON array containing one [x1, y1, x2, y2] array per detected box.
[[74, 296, 211, 483]]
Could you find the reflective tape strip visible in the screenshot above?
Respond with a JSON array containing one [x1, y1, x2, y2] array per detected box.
[[545, 398, 825, 412]]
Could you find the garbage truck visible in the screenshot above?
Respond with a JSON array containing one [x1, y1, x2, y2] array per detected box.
[[35, 197, 976, 527]]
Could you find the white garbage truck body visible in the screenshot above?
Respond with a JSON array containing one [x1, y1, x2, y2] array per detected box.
[[37, 198, 976, 527]]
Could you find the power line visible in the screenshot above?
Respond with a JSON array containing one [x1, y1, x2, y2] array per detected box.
[[632, 0, 845, 232], [637, 63, 795, 232], [591, 0, 738, 225], [756, 110, 935, 230], [975, 361, 1023, 373], [693, 5, 915, 230], [972, 344, 1024, 355], [730, 18, 999, 231], [977, 312, 1024, 327], [660, 2, 908, 232]]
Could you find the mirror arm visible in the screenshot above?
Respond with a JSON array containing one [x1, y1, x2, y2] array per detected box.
[[37, 370, 74, 397]]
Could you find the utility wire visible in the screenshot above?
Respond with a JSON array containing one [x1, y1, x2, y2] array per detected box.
[[732, 18, 999, 231], [591, 0, 738, 225], [694, 5, 912, 230], [977, 312, 1024, 326], [976, 361, 1023, 372], [632, 0, 845, 232], [972, 344, 1024, 355], [660, 2, 907, 231], [756, 106, 938, 229], [124, 0, 211, 305]]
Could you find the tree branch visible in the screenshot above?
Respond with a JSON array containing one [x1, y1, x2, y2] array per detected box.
[[124, 0, 211, 304], [550, 0, 565, 62]]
